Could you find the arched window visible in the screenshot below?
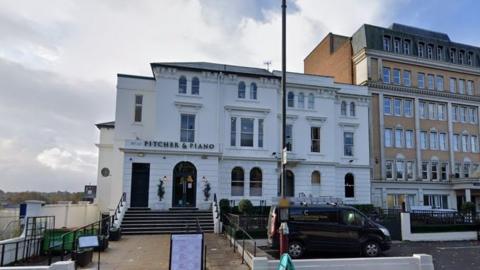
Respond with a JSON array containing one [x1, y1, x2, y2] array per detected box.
[[341, 101, 347, 116], [308, 93, 315, 109], [238, 82, 246, 99], [311, 171, 321, 185], [250, 83, 257, 100], [345, 173, 355, 198], [287, 92, 295, 107], [179, 76, 187, 94], [350, 102, 356, 117], [249, 167, 262, 196], [231, 167, 244, 196], [191, 77, 200, 95], [298, 93, 305, 108]]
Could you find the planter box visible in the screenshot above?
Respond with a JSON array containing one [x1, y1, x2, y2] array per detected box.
[[73, 249, 93, 267], [109, 227, 122, 241]]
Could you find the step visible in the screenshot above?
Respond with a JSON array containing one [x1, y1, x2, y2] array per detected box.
[[123, 229, 214, 235], [122, 226, 213, 232], [125, 213, 213, 217], [122, 220, 214, 224]]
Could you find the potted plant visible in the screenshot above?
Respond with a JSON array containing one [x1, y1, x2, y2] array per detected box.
[[203, 181, 211, 201], [155, 177, 166, 209]]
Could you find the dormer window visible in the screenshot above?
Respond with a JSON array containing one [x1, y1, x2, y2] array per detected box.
[[437, 46, 443, 61], [383, 36, 391, 51], [403, 40, 410, 55], [467, 52, 473, 66], [393, 38, 401, 53], [458, 50, 465, 65], [449, 48, 456, 63], [418, 42, 425, 58], [427, 45, 433, 59]]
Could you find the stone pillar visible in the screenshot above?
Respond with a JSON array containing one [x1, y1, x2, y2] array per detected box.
[[465, 188, 472, 202]]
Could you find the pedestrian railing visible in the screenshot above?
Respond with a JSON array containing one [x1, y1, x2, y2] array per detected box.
[[0, 216, 55, 266], [222, 213, 257, 265]]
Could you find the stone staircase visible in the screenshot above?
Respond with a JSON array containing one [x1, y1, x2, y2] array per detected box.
[[121, 208, 214, 234]]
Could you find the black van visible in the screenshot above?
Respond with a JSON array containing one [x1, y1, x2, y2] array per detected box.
[[267, 204, 391, 258]]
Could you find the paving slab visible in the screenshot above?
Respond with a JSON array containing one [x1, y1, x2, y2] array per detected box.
[[78, 233, 248, 270]]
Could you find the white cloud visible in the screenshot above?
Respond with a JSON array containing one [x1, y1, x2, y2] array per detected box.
[[0, 0, 402, 191], [36, 147, 96, 171]]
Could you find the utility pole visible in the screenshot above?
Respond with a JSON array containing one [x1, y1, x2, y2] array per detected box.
[[278, 0, 289, 257]]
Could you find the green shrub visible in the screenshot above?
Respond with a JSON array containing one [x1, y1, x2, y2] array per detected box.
[[219, 199, 230, 215], [461, 202, 476, 213], [238, 199, 253, 215]]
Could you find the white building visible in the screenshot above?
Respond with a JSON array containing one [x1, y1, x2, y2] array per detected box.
[[95, 62, 371, 211]]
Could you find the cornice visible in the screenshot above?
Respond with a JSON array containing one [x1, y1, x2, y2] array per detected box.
[[362, 49, 480, 76], [367, 81, 480, 104]]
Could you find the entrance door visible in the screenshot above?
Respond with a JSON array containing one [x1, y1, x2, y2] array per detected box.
[[130, 163, 150, 207], [172, 162, 197, 207]]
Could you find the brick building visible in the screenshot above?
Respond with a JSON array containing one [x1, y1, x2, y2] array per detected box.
[[305, 23, 480, 210]]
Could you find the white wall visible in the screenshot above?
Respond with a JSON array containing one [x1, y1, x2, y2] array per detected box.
[[96, 65, 372, 211], [25, 201, 100, 229], [401, 212, 478, 241], [252, 254, 434, 270]]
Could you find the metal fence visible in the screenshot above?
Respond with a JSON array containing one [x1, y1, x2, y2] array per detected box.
[[410, 211, 480, 225], [227, 214, 268, 231], [0, 216, 55, 266]]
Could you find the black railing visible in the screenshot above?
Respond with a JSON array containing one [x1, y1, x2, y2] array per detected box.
[[227, 214, 268, 231], [0, 216, 55, 267], [222, 213, 257, 265], [53, 214, 110, 262], [410, 211, 480, 225], [213, 194, 219, 220], [111, 192, 127, 225]]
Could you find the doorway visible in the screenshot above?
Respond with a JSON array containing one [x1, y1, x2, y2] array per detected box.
[[130, 163, 150, 207], [172, 161, 197, 207]]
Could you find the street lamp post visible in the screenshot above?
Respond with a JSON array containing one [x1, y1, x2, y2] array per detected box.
[[279, 0, 289, 257]]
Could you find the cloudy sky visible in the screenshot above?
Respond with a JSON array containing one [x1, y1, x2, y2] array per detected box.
[[1, 0, 479, 192]]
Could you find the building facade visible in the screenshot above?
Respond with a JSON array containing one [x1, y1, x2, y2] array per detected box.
[[305, 23, 480, 211], [95, 62, 371, 211]]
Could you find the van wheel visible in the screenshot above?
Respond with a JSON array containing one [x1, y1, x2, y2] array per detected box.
[[363, 241, 380, 257], [287, 241, 304, 259]]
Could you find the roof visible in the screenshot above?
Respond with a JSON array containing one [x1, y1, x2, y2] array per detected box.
[[389, 23, 450, 41], [95, 121, 115, 129], [118, 73, 155, 80], [151, 62, 279, 78]]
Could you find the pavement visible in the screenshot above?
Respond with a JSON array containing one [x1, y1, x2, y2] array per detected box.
[[80, 233, 248, 270], [261, 240, 480, 270]]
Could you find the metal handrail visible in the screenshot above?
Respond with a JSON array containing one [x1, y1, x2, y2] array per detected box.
[[112, 192, 127, 224], [213, 193, 219, 219], [222, 213, 257, 264], [57, 215, 111, 261]]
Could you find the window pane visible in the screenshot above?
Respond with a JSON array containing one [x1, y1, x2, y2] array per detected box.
[[240, 118, 254, 147], [287, 92, 295, 107], [384, 97, 391, 114], [238, 82, 246, 98], [191, 77, 200, 95], [311, 127, 320, 152], [258, 119, 264, 148], [344, 132, 354, 156], [286, 124, 293, 151], [180, 114, 195, 142], [417, 73, 425, 89], [230, 117, 236, 146]]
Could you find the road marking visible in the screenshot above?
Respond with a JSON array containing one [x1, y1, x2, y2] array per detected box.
[[437, 246, 480, 250]]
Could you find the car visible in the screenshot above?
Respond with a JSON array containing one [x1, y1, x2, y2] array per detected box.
[[267, 204, 391, 259]]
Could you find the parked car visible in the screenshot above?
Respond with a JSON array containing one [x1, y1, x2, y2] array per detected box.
[[267, 204, 391, 258]]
